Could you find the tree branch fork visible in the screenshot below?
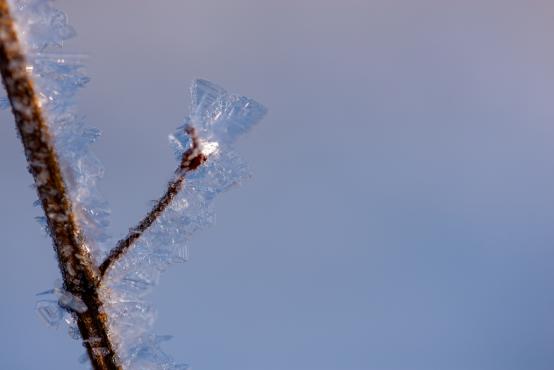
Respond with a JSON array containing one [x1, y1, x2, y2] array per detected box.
[[0, 2, 207, 369]]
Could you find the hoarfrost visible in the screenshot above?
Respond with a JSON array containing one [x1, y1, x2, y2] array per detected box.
[[55, 288, 88, 313], [8, 0, 111, 263], [104, 79, 266, 368], [10, 0, 267, 368], [35, 300, 63, 328], [35, 284, 87, 332]]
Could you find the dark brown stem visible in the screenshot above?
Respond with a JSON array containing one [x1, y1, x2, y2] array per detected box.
[[0, 1, 120, 369], [99, 125, 207, 280]]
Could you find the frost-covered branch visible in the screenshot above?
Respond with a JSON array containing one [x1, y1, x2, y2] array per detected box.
[[1, 0, 266, 369], [99, 125, 207, 280], [0, 1, 119, 369]]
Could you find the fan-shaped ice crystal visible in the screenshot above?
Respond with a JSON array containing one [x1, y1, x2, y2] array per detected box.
[[103, 79, 266, 368]]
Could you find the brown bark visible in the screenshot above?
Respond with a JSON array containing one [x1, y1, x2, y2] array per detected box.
[[0, 1, 120, 369]]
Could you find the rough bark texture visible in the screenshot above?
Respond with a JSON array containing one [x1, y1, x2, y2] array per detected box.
[[0, 1, 121, 369]]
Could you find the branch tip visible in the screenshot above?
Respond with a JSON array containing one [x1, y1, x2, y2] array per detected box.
[[99, 124, 208, 280]]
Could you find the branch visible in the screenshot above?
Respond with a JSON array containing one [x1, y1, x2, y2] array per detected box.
[[0, 1, 120, 369], [99, 125, 207, 280]]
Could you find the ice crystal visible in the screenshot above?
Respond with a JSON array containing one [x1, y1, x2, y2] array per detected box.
[[65, 314, 81, 340], [35, 282, 86, 336], [7, 0, 267, 368], [56, 288, 88, 313], [104, 79, 266, 368], [35, 300, 64, 328], [11, 0, 75, 50], [37, 286, 87, 313], [3, 0, 111, 262]]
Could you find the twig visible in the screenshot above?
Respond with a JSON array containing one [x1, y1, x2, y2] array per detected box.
[[0, 1, 120, 369], [99, 125, 207, 280]]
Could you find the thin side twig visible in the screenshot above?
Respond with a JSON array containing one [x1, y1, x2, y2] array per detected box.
[[0, 1, 120, 369], [99, 125, 207, 280]]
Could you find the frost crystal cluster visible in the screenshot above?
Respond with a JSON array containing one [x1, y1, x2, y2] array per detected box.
[[2, 0, 267, 368], [103, 79, 266, 368], [2, 0, 109, 259]]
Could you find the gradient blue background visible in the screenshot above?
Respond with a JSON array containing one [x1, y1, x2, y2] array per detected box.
[[2, 1, 554, 369]]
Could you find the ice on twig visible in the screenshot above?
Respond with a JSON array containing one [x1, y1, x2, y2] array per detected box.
[[38, 285, 88, 313], [54, 288, 88, 313], [35, 284, 86, 339], [9, 0, 111, 263], [105, 80, 266, 368], [66, 314, 81, 340], [122, 334, 190, 370]]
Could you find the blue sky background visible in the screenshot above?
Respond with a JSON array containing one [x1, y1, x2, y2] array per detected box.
[[2, 0, 554, 369]]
